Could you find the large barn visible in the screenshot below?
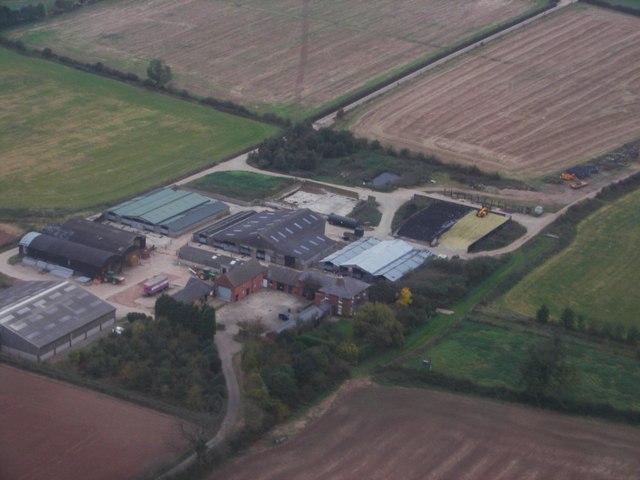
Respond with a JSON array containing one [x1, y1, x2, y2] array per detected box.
[[19, 232, 122, 278], [105, 188, 229, 237], [322, 237, 432, 281], [42, 218, 146, 265], [0, 281, 116, 362], [194, 209, 335, 269]]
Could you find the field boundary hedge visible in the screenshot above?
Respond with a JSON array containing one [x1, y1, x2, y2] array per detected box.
[[484, 171, 640, 304], [374, 365, 640, 425], [580, 0, 640, 16], [0, 355, 219, 426], [307, 0, 560, 123], [0, 39, 290, 128]]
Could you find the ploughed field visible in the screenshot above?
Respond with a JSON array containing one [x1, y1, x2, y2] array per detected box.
[[211, 384, 640, 480], [9, 0, 535, 116], [0, 48, 276, 209], [0, 364, 189, 480], [350, 6, 640, 178]]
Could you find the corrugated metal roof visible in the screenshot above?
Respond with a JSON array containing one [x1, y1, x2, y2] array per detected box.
[[0, 281, 115, 349], [163, 201, 228, 233], [108, 188, 225, 227], [321, 237, 380, 266], [19, 231, 41, 248], [322, 237, 432, 281]]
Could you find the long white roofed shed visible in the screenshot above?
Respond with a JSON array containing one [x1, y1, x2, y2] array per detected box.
[[321, 237, 432, 281]]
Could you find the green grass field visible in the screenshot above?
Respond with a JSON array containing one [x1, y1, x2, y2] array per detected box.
[[418, 320, 640, 411], [187, 171, 293, 202], [603, 0, 640, 8], [501, 187, 640, 328], [0, 48, 277, 210]]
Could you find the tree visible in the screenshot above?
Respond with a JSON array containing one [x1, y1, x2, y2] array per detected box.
[[353, 302, 404, 350], [536, 304, 549, 324], [396, 287, 413, 307], [627, 325, 639, 345], [519, 335, 576, 401], [146, 58, 172, 87], [560, 307, 575, 330]]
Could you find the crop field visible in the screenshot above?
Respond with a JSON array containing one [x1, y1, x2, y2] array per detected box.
[[396, 199, 471, 242], [350, 6, 640, 178], [0, 364, 189, 480], [187, 171, 294, 202], [439, 211, 510, 252], [0, 49, 276, 210], [421, 320, 640, 411], [9, 0, 537, 117], [501, 186, 640, 328], [211, 384, 640, 480]]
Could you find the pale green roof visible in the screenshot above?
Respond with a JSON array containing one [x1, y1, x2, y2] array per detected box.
[[109, 189, 214, 225]]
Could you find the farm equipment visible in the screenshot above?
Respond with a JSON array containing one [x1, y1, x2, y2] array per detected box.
[[103, 271, 125, 285], [198, 268, 215, 281], [476, 207, 489, 218], [570, 180, 589, 189], [560, 172, 577, 181], [143, 275, 169, 296]]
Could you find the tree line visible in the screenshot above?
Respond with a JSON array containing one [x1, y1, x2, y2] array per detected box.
[[69, 296, 224, 413], [0, 38, 290, 128], [0, 0, 104, 29]]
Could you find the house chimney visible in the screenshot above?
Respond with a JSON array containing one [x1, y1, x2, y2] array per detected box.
[[336, 276, 345, 286]]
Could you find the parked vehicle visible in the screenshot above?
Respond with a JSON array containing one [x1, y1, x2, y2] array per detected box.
[[143, 275, 169, 296]]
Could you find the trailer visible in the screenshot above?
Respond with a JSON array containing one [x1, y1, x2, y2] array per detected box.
[[143, 275, 169, 296], [328, 213, 359, 229]]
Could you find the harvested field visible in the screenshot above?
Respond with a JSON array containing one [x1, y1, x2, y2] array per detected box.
[[0, 364, 189, 480], [439, 211, 510, 252], [211, 384, 640, 480], [351, 6, 640, 178], [0, 48, 275, 210], [396, 199, 471, 243], [10, 0, 535, 116]]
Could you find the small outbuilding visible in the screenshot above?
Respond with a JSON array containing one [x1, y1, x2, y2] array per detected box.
[[172, 277, 213, 305], [214, 259, 266, 302], [0, 281, 116, 362]]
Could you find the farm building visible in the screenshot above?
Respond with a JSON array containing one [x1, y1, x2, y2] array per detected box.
[[268, 300, 332, 338], [0, 281, 116, 362], [177, 245, 243, 275], [194, 209, 335, 269], [266, 265, 370, 316], [172, 277, 213, 305], [214, 259, 266, 302], [105, 188, 229, 237], [42, 218, 146, 265], [322, 237, 432, 282], [19, 232, 122, 278]]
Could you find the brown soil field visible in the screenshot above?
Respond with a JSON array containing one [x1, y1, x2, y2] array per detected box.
[[10, 0, 533, 115], [0, 364, 190, 480], [0, 223, 22, 246], [211, 384, 640, 480], [351, 6, 640, 178]]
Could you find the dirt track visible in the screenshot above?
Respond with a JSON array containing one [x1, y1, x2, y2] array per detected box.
[[211, 384, 640, 480], [0, 364, 189, 480], [350, 5, 640, 178]]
